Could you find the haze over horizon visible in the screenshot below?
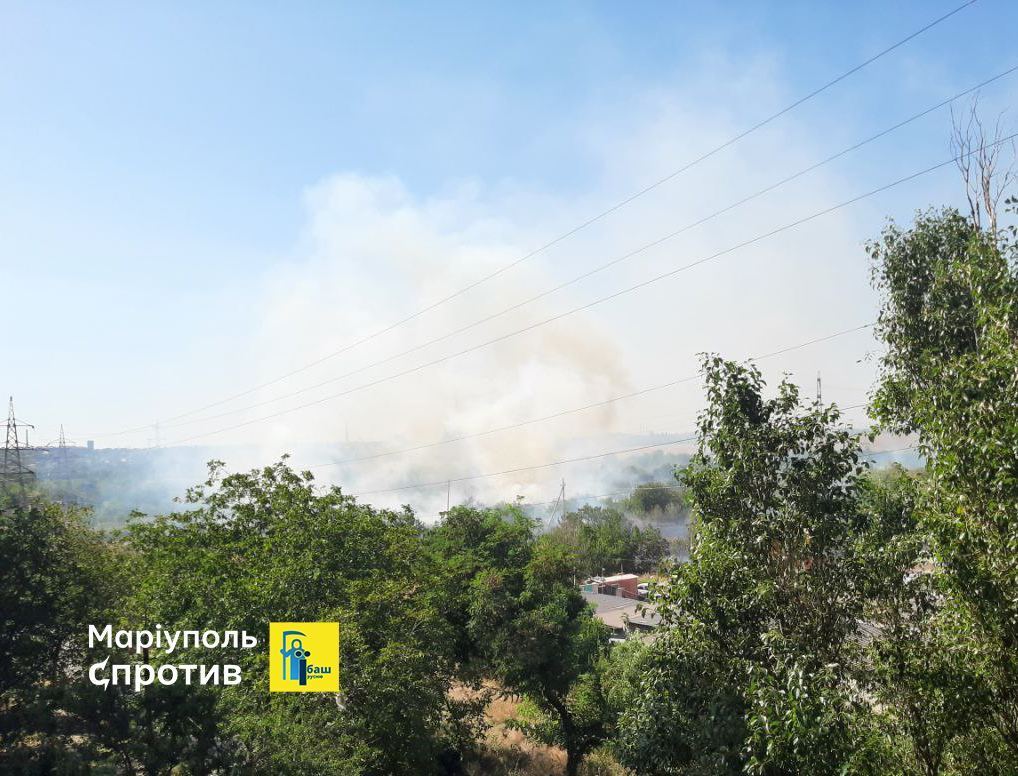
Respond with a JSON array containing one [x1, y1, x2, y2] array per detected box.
[[2, 1, 1011, 512]]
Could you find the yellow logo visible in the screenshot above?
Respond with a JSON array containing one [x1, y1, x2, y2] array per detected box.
[[269, 622, 339, 693]]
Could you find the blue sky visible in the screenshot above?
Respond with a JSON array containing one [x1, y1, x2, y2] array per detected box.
[[1, 1, 1015, 501]]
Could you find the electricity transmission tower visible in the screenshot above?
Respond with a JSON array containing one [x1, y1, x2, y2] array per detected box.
[[2, 396, 36, 498], [57, 424, 75, 503]]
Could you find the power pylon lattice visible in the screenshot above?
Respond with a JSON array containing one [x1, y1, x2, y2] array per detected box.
[[58, 424, 73, 498], [2, 396, 36, 495]]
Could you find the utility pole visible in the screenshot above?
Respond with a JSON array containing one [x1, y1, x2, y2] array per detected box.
[[545, 479, 567, 530], [556, 478, 567, 526], [2, 397, 36, 499], [816, 371, 822, 403]]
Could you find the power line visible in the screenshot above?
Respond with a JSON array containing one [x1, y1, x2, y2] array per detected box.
[[162, 133, 1015, 447], [107, 1, 976, 435], [304, 323, 873, 469], [125, 62, 1016, 436]]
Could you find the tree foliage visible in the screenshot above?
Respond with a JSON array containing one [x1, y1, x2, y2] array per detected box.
[[429, 505, 610, 776], [869, 205, 1018, 763], [0, 494, 127, 772], [627, 481, 686, 515], [550, 504, 669, 577], [123, 460, 457, 775], [616, 358, 877, 775]]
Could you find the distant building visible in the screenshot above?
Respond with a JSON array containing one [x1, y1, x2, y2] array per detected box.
[[579, 573, 640, 599], [581, 591, 660, 642]]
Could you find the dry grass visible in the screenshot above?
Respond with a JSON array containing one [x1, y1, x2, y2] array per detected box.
[[455, 685, 629, 776], [459, 688, 566, 776]]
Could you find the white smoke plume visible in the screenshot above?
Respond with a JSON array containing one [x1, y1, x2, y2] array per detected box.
[[247, 172, 638, 513], [104, 56, 928, 518]]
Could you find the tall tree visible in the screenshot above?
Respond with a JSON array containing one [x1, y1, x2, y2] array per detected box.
[[469, 534, 609, 776], [854, 467, 985, 776], [869, 204, 1018, 759], [429, 505, 609, 776], [552, 504, 669, 577], [0, 494, 127, 771], [616, 358, 877, 774], [125, 460, 457, 775]]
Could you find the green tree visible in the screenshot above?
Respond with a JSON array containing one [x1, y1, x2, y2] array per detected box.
[[616, 357, 875, 775], [0, 493, 127, 772], [628, 481, 686, 515], [869, 206, 1018, 760], [425, 503, 537, 668], [429, 505, 610, 775], [125, 459, 457, 775], [850, 466, 986, 776], [470, 534, 609, 776], [552, 504, 668, 577]]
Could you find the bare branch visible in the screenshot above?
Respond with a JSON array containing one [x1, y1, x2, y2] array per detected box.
[[951, 96, 1017, 234]]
